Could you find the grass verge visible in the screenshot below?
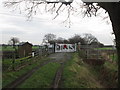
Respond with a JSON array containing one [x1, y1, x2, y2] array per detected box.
[[2, 56, 52, 88], [109, 54, 118, 63], [17, 62, 60, 88], [61, 53, 103, 88], [102, 61, 118, 87]]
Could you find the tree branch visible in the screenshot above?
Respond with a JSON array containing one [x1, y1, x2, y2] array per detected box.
[[53, 3, 63, 19]]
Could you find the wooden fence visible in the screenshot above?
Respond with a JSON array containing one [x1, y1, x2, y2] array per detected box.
[[79, 45, 117, 60], [2, 45, 55, 72]]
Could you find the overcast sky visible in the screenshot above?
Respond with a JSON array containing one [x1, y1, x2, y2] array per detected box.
[[0, 0, 115, 45]]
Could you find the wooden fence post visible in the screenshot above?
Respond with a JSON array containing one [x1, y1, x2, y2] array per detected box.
[[12, 51, 15, 71]]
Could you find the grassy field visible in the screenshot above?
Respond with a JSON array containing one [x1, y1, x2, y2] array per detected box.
[[61, 53, 103, 88], [32, 46, 39, 51], [2, 56, 52, 88], [97, 47, 114, 50], [1, 45, 39, 51], [17, 62, 60, 88], [2, 46, 17, 51]]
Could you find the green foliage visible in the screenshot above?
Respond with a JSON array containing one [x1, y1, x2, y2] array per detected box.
[[104, 61, 118, 72], [97, 47, 113, 50], [78, 50, 86, 59], [99, 61, 118, 87], [2, 56, 52, 87], [109, 54, 118, 62], [61, 53, 103, 88], [1, 45, 39, 51], [2, 59, 13, 65], [15, 56, 32, 62], [2, 46, 18, 51], [18, 62, 60, 88], [2, 63, 37, 87], [0, 46, 2, 51], [2, 56, 32, 71], [32, 46, 39, 51]]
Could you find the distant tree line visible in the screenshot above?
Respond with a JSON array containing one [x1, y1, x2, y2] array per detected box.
[[42, 33, 104, 47]]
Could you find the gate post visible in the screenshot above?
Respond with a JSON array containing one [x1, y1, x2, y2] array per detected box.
[[78, 42, 81, 52], [53, 42, 56, 53]]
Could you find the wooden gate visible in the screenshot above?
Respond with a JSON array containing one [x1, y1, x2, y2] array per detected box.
[[55, 44, 76, 52]]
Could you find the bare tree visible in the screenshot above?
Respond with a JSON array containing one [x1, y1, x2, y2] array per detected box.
[[43, 33, 56, 44], [8, 37, 19, 49], [69, 34, 86, 44], [8, 37, 19, 70], [56, 37, 64, 43], [8, 37, 19, 56], [63, 39, 69, 43], [82, 33, 98, 45], [3, 1, 120, 84], [8, 37, 19, 51], [84, 2, 120, 72]]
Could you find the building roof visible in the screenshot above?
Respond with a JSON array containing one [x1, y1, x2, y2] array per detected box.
[[18, 42, 33, 46]]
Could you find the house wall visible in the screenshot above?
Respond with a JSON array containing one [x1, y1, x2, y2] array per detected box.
[[18, 43, 32, 58]]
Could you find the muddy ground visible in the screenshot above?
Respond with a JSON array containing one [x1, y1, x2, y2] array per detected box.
[[3, 52, 72, 89]]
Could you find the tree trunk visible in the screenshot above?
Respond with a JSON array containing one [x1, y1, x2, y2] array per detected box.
[[98, 2, 120, 88]]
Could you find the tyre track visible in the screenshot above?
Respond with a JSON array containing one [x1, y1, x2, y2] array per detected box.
[[3, 53, 72, 89], [3, 59, 57, 89], [51, 53, 72, 88]]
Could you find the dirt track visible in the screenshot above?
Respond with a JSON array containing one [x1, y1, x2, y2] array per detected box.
[[50, 52, 72, 88], [3, 52, 72, 89]]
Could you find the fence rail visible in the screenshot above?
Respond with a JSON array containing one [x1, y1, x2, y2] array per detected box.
[[2, 46, 55, 72], [79, 45, 117, 60]]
